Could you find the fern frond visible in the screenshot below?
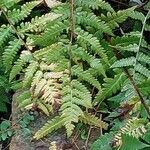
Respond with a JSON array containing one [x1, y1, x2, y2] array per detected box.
[[95, 73, 125, 102], [0, 0, 20, 9], [80, 112, 108, 129], [9, 51, 33, 81], [91, 132, 114, 150], [112, 118, 147, 148], [2, 39, 22, 71], [111, 44, 139, 52], [75, 0, 114, 12], [32, 78, 47, 97], [111, 57, 136, 68], [111, 32, 140, 46], [76, 11, 113, 35], [37, 101, 50, 116], [72, 65, 101, 90], [135, 63, 150, 78], [101, 7, 136, 29], [23, 61, 39, 88], [34, 116, 65, 140], [16, 90, 31, 105], [31, 70, 43, 90], [32, 20, 68, 46], [61, 79, 92, 137], [18, 13, 61, 35], [0, 25, 12, 46], [72, 46, 106, 77], [120, 134, 148, 150], [137, 52, 150, 64], [130, 11, 145, 22], [139, 79, 150, 97], [76, 28, 109, 64], [7, 1, 41, 24]]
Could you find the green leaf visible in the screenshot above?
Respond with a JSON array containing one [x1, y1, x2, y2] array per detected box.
[[120, 134, 148, 150]]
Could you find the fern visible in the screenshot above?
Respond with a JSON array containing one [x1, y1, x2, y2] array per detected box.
[[18, 13, 61, 35], [60, 79, 92, 137], [72, 65, 101, 90], [95, 73, 125, 102], [75, 0, 114, 12], [111, 57, 136, 68], [120, 134, 148, 150], [23, 61, 39, 88], [101, 7, 136, 29], [0, 0, 20, 9], [7, 1, 41, 24], [0, 25, 12, 46], [34, 116, 65, 140], [32, 20, 69, 46], [76, 11, 113, 35], [80, 112, 108, 129], [9, 51, 33, 81], [1, 0, 150, 147], [76, 28, 109, 64], [91, 132, 114, 150], [2, 39, 22, 71]]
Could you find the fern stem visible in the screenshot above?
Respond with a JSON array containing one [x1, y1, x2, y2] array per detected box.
[[68, 0, 75, 81], [133, 10, 150, 78], [1, 8, 31, 52]]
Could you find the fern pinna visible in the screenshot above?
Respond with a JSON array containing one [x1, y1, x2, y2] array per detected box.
[[1, 0, 150, 149]]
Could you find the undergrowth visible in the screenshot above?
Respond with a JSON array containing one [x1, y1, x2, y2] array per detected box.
[[0, 0, 150, 149]]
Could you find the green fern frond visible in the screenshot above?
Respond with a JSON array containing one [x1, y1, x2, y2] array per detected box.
[[130, 11, 145, 22], [137, 52, 150, 64], [2, 39, 22, 71], [16, 90, 31, 105], [7, 1, 41, 24], [76, 11, 113, 35], [72, 65, 101, 90], [60, 79, 92, 137], [23, 61, 39, 88], [75, 0, 114, 12], [9, 51, 33, 81], [111, 44, 139, 52], [111, 57, 136, 68], [52, 3, 70, 19], [112, 118, 148, 148], [33, 43, 63, 60], [120, 134, 148, 150], [111, 32, 140, 46], [95, 73, 125, 102], [76, 28, 109, 64], [91, 132, 114, 150], [18, 13, 61, 35], [32, 20, 68, 46], [101, 7, 136, 29], [80, 112, 108, 129], [135, 63, 150, 78], [34, 116, 65, 140], [139, 79, 150, 97], [0, 0, 20, 9], [72, 46, 106, 77], [0, 25, 12, 46]]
